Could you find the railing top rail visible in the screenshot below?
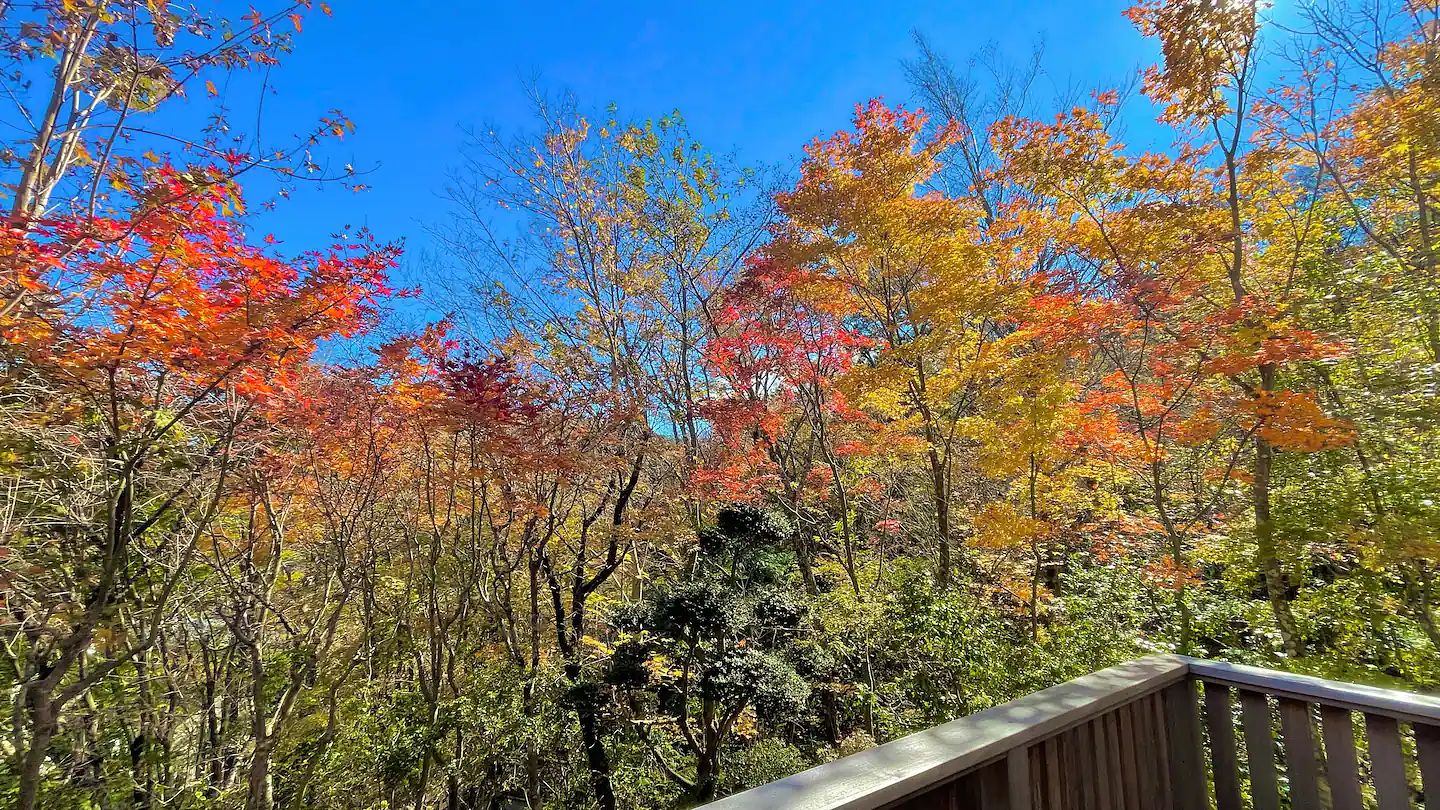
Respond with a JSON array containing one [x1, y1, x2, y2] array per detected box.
[[699, 655, 1189, 810], [1183, 656, 1440, 725]]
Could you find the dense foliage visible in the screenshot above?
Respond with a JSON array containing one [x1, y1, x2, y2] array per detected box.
[[4, 0, 1440, 808]]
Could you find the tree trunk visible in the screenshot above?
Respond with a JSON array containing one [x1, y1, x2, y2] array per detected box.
[[929, 447, 952, 589], [16, 695, 58, 810], [245, 738, 277, 810], [1403, 562, 1440, 650], [693, 697, 720, 803], [575, 695, 616, 810], [793, 522, 819, 595], [414, 746, 432, 810], [1254, 427, 1302, 658]]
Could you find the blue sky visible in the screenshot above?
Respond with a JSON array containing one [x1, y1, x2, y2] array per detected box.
[[246, 0, 1162, 281]]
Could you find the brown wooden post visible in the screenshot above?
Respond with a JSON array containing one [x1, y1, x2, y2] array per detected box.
[[1415, 723, 1440, 805], [1164, 679, 1208, 810], [1202, 682, 1243, 810], [1318, 706, 1362, 810], [1006, 748, 1032, 810], [1364, 713, 1408, 810], [1238, 691, 1279, 810], [1277, 699, 1321, 810]]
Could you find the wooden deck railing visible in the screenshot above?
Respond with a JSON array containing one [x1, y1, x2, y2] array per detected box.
[[700, 655, 1440, 810]]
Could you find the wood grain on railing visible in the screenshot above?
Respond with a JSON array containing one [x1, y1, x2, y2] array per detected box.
[[996, 698, 1167, 810], [699, 655, 1440, 810], [1183, 657, 1440, 810], [1417, 723, 1440, 806], [1203, 682, 1242, 810], [1238, 689, 1280, 810], [1367, 713, 1408, 810], [1317, 705, 1361, 810], [699, 656, 1188, 810]]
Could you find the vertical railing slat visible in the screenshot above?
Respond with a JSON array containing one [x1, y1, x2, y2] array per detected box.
[[1079, 719, 1099, 810], [1105, 706, 1128, 807], [1081, 724, 1095, 810], [1059, 726, 1071, 807], [1414, 723, 1440, 808], [1094, 713, 1114, 810], [1043, 735, 1063, 810], [1319, 705, 1363, 810], [1106, 708, 1127, 807], [1365, 713, 1410, 810], [1030, 744, 1044, 810], [1131, 701, 1152, 810], [1278, 698, 1323, 810], [1204, 681, 1244, 810], [1119, 704, 1142, 810], [1007, 747, 1032, 810], [959, 758, 1008, 810], [1150, 691, 1174, 808], [1135, 696, 1161, 810], [1165, 679, 1208, 810], [1239, 690, 1280, 810]]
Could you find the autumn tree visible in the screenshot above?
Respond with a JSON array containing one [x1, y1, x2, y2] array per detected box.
[[0, 0, 368, 328], [1253, 0, 1440, 653], [0, 170, 397, 810], [1124, 0, 1356, 657], [766, 100, 1024, 589], [434, 96, 762, 809], [699, 256, 885, 594]]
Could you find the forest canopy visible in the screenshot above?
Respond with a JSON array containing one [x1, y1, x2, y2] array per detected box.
[[4, 0, 1440, 808]]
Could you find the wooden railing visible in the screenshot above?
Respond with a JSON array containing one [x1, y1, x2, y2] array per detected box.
[[700, 655, 1440, 810], [1187, 657, 1440, 810]]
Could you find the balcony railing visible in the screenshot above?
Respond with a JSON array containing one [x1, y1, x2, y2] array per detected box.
[[701, 655, 1440, 810]]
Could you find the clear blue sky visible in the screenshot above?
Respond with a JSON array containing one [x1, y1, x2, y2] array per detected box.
[[242, 0, 1167, 310], [250, 2, 1157, 231]]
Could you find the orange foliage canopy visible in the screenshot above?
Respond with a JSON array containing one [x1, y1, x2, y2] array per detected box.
[[2, 168, 401, 418]]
